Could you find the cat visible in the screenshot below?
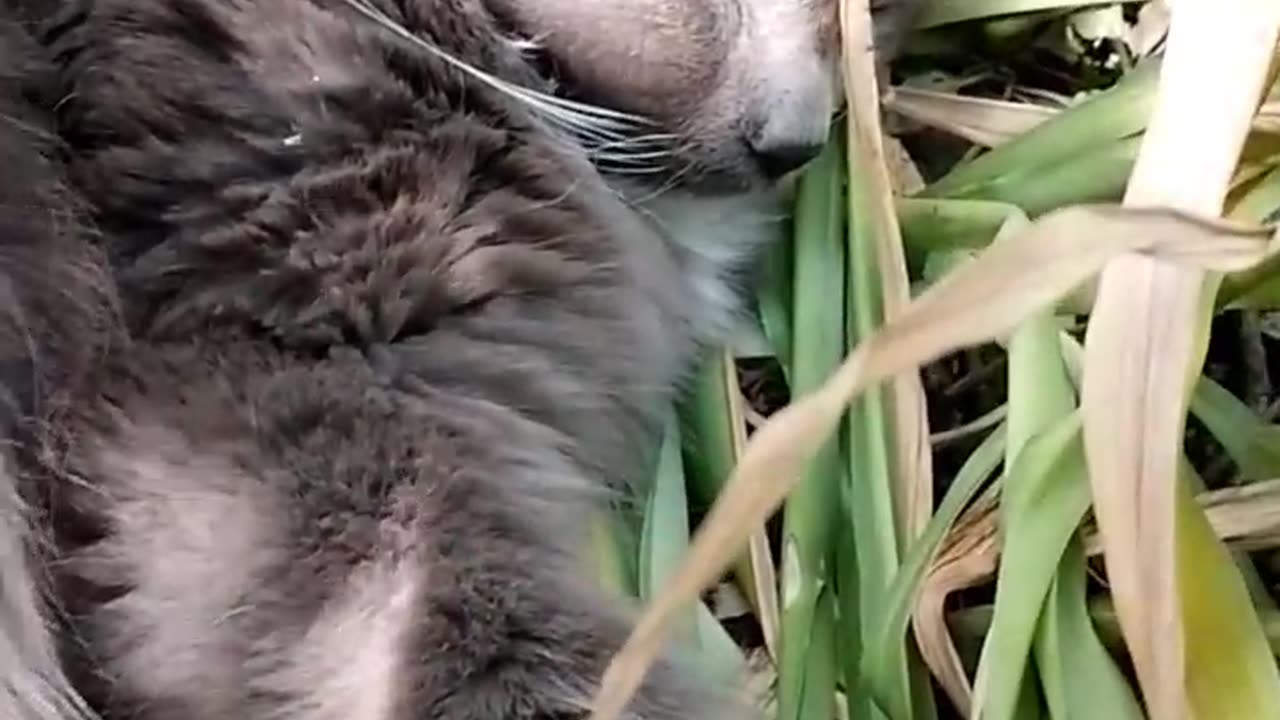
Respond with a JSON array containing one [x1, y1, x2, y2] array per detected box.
[[0, 0, 921, 717]]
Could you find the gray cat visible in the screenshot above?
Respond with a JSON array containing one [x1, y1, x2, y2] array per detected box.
[[0, 0, 921, 718]]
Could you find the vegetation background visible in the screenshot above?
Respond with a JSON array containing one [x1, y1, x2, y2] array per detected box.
[[588, 2, 1280, 719]]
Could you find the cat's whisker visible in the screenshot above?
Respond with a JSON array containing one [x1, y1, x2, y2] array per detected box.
[[581, 151, 672, 169], [588, 134, 679, 154], [341, 0, 658, 140]]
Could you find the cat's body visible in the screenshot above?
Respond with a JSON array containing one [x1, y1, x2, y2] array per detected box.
[[0, 1, 920, 718]]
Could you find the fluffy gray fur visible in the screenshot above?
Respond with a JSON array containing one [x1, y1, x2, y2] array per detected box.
[[0, 0, 920, 718]]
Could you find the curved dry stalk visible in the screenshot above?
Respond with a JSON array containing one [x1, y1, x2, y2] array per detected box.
[[915, 493, 999, 716]]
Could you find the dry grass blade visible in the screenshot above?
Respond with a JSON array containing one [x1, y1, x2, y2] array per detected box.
[[891, 67, 1275, 150], [586, 203, 1279, 720], [1202, 479, 1280, 550], [1078, 2, 1280, 718], [941, 478, 1280, 589], [919, 491, 1000, 714], [721, 348, 783, 660], [1078, 478, 1280, 556], [887, 89, 1058, 148]]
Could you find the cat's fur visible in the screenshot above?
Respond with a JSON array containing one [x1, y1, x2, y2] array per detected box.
[[0, 0, 920, 718]]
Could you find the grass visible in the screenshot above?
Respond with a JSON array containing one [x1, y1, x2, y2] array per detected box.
[[589, 1, 1280, 719]]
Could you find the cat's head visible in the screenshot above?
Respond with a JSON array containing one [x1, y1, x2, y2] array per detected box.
[[483, 0, 920, 193]]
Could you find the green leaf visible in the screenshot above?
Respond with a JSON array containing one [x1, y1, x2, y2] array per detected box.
[[777, 126, 847, 720]]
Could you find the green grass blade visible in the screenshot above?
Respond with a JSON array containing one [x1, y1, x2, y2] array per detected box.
[[758, 218, 796, 380], [924, 59, 1160, 202], [1231, 164, 1280, 224], [777, 130, 847, 720], [1178, 462, 1280, 719], [862, 421, 1007, 717], [1190, 375, 1280, 483], [971, 413, 1090, 720], [1219, 164, 1280, 308], [1004, 308, 1131, 719], [928, 135, 1143, 217], [839, 380, 896, 720], [680, 356, 761, 594], [589, 510, 637, 598], [639, 411, 698, 636], [641, 409, 747, 679], [840, 120, 928, 717], [680, 356, 742, 511], [680, 352, 782, 654], [915, 0, 1124, 29], [898, 197, 1025, 260], [1032, 535, 1144, 720], [1007, 304, 1137, 718]]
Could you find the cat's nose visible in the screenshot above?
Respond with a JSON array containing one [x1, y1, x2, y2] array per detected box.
[[746, 68, 834, 180], [747, 135, 826, 179]]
